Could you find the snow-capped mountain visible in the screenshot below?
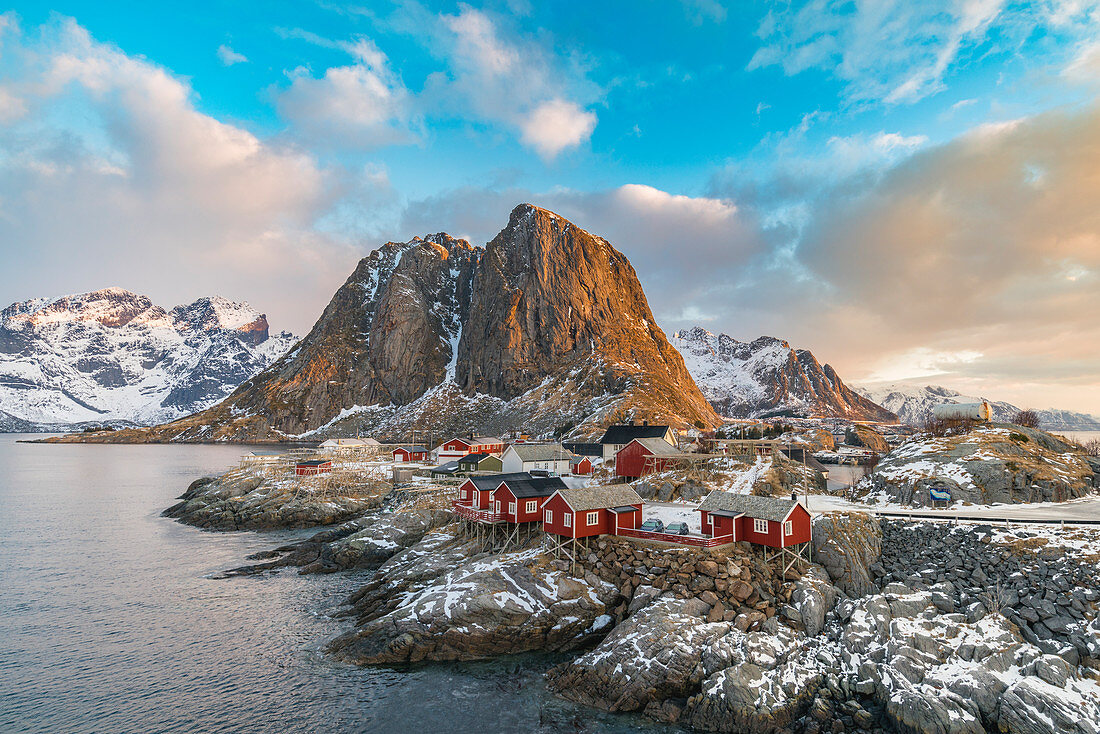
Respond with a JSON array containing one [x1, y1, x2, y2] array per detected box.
[[854, 382, 1100, 431], [671, 327, 896, 422], [0, 288, 296, 430]]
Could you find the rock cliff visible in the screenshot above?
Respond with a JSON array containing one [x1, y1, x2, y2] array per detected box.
[[62, 205, 718, 442]]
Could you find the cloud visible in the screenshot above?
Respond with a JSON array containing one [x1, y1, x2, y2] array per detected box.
[[427, 4, 600, 159], [747, 0, 1096, 105], [0, 18, 368, 334], [216, 44, 247, 66], [681, 0, 728, 25], [276, 38, 417, 149]]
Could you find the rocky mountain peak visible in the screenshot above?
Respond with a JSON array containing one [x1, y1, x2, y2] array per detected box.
[[3, 288, 171, 329]]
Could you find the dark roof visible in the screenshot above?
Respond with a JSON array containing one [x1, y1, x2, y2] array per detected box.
[[697, 492, 802, 522], [497, 477, 568, 498], [608, 505, 639, 513], [396, 445, 428, 453], [465, 472, 532, 491], [555, 486, 644, 512], [458, 452, 495, 464], [296, 459, 330, 466], [430, 460, 460, 474], [563, 442, 603, 457], [599, 424, 672, 445]]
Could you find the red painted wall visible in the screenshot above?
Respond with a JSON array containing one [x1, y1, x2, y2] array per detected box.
[[699, 511, 735, 538], [614, 440, 671, 479], [493, 485, 550, 523], [571, 457, 593, 475], [541, 494, 574, 537], [393, 449, 427, 462]]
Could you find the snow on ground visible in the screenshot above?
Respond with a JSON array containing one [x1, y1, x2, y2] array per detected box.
[[643, 502, 703, 535]]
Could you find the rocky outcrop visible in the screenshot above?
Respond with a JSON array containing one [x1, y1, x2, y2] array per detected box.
[[162, 466, 386, 531], [328, 537, 618, 664], [812, 512, 883, 597], [63, 205, 719, 443], [865, 424, 1099, 506], [845, 424, 890, 453], [0, 288, 295, 430], [673, 327, 897, 422]]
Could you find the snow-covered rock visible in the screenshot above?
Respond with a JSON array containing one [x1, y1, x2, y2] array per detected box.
[[0, 288, 295, 429], [671, 327, 896, 421]]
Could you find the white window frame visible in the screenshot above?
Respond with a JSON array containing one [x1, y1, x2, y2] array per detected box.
[[526, 500, 537, 513], [508, 502, 516, 515], [564, 513, 572, 528], [587, 511, 599, 526], [783, 520, 793, 536], [544, 509, 553, 523], [753, 518, 769, 534]]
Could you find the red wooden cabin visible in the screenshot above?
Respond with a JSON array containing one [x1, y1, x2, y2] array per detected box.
[[456, 472, 533, 509], [492, 477, 567, 523], [295, 459, 332, 476], [542, 486, 644, 539], [570, 456, 593, 475], [614, 437, 684, 481], [696, 493, 811, 548], [393, 445, 429, 462], [436, 436, 506, 461]]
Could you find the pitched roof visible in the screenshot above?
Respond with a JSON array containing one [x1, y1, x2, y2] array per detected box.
[[599, 424, 672, 445], [555, 485, 644, 512], [296, 459, 330, 466], [629, 437, 683, 456], [458, 452, 495, 464], [697, 492, 802, 522], [507, 443, 575, 462], [497, 477, 567, 498], [430, 460, 460, 474], [465, 472, 533, 491], [395, 445, 428, 453], [563, 442, 603, 457], [445, 436, 503, 447]]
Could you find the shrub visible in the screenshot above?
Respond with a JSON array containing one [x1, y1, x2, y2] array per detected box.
[[1012, 410, 1040, 428], [1009, 432, 1030, 443], [1083, 438, 1100, 457]]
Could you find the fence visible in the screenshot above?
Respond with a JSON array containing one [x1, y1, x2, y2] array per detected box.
[[614, 527, 736, 547], [452, 502, 504, 523]]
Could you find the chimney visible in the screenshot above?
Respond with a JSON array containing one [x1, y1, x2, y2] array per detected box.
[[643, 420, 648, 426]]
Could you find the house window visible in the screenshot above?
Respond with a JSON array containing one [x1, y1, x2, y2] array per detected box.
[[564, 514, 572, 528], [526, 500, 537, 513], [587, 511, 599, 526], [509, 502, 516, 514], [544, 510, 553, 523], [783, 520, 793, 536], [753, 518, 769, 534]]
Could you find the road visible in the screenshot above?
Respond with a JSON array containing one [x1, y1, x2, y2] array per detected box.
[[805, 493, 1100, 525]]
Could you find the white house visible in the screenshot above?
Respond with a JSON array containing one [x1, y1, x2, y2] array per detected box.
[[501, 443, 576, 475]]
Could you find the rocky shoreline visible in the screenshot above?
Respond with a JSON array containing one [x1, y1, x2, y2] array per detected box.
[[168, 471, 1100, 733]]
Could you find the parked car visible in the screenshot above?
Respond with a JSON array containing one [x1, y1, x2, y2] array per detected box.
[[665, 522, 689, 535], [639, 519, 665, 533]]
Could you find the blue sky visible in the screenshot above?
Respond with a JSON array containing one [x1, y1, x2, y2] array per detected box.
[[3, 1, 1100, 412]]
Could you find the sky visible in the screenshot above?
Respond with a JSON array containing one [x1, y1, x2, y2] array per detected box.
[[2, 1, 1100, 413]]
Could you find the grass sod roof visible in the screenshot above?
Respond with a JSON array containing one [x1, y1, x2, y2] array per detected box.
[[697, 491, 801, 522], [555, 485, 644, 512]]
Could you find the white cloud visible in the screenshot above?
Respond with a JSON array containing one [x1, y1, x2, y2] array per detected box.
[[518, 99, 597, 158], [216, 44, 247, 66], [0, 18, 367, 334], [746, 0, 1097, 105], [276, 38, 417, 149]]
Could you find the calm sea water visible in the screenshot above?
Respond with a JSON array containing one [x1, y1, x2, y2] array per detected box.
[[0, 435, 674, 734]]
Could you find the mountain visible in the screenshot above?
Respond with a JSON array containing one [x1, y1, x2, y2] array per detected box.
[[671, 327, 897, 422], [0, 288, 296, 430], [72, 205, 719, 442], [854, 382, 1100, 432]]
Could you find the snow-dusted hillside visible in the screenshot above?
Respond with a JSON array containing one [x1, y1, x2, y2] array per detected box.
[[671, 327, 896, 422], [0, 288, 296, 430], [854, 381, 1100, 431]]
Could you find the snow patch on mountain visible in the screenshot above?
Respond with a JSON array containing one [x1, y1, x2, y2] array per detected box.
[[0, 288, 296, 430]]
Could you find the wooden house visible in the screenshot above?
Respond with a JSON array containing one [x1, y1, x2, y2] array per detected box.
[[542, 486, 644, 540], [393, 445, 429, 462], [435, 436, 506, 462], [570, 455, 593, 475], [614, 437, 685, 480], [457, 452, 503, 474], [491, 477, 567, 523], [456, 472, 534, 510], [696, 493, 812, 549], [500, 443, 575, 475], [598, 423, 677, 460], [295, 459, 332, 476]]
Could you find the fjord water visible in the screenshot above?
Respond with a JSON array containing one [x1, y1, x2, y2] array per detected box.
[[0, 435, 670, 734]]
